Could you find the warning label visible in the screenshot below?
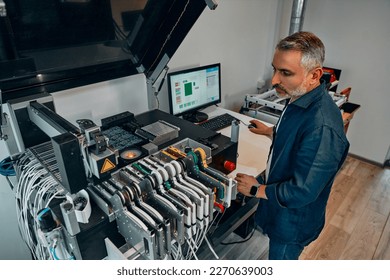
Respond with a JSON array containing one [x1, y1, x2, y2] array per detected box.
[[101, 158, 116, 173]]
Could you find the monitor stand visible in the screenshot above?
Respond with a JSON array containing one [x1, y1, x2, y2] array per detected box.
[[182, 111, 208, 123]]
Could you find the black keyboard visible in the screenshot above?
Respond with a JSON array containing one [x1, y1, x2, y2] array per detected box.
[[198, 113, 238, 131]]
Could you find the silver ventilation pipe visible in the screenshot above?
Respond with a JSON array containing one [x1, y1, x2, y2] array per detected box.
[[289, 0, 307, 35], [0, 0, 7, 17]]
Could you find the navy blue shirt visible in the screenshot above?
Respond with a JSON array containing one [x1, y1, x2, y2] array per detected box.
[[255, 81, 350, 245]]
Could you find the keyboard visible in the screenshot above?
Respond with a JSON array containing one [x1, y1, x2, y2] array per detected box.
[[198, 113, 238, 131]]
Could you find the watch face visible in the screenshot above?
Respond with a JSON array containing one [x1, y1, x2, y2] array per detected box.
[[250, 185, 258, 196]]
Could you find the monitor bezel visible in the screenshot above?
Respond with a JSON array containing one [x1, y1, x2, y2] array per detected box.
[[167, 63, 222, 119]]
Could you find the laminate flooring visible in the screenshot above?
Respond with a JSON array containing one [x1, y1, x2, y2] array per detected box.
[[202, 156, 390, 260]]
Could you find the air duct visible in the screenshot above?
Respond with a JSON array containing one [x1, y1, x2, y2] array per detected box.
[[0, 0, 6, 17], [289, 0, 307, 35]]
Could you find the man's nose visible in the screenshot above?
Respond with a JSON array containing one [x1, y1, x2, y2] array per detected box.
[[271, 71, 280, 87]]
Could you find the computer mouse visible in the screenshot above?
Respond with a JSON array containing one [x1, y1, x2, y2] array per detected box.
[[248, 123, 257, 129]]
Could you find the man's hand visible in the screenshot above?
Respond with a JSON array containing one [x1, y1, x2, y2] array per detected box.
[[249, 119, 273, 136], [234, 173, 259, 196], [235, 173, 268, 199]]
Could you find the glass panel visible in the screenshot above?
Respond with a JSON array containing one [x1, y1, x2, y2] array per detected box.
[[0, 0, 152, 77], [0, 0, 206, 100]]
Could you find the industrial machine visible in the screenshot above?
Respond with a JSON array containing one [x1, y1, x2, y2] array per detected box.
[[0, 0, 245, 260], [241, 88, 348, 125], [1, 93, 238, 260]]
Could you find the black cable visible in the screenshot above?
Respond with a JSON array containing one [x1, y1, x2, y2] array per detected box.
[[208, 210, 225, 236], [220, 216, 256, 245], [112, 18, 127, 40], [5, 176, 13, 191], [153, 66, 169, 109], [220, 214, 256, 245], [156, 66, 170, 93], [237, 119, 250, 127], [155, 95, 160, 109]]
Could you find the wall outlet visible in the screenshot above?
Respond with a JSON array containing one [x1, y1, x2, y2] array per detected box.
[[257, 79, 265, 89]]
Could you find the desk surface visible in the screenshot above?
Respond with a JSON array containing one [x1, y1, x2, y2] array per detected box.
[[201, 106, 272, 179]]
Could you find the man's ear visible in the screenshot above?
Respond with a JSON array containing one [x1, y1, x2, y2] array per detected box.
[[309, 67, 323, 85]]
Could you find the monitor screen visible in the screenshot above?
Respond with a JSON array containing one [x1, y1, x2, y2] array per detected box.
[[167, 63, 221, 123]]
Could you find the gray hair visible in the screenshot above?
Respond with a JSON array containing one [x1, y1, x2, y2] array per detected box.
[[276, 31, 325, 71]]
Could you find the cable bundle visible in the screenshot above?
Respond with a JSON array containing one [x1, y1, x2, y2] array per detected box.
[[170, 212, 222, 260], [14, 151, 65, 260], [106, 149, 229, 260]]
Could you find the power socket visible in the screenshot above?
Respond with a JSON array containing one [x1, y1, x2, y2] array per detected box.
[[257, 79, 265, 89]]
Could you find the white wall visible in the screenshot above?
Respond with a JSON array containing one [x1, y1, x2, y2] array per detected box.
[[155, 0, 283, 113], [160, 0, 390, 164], [298, 0, 390, 164], [52, 73, 149, 125]]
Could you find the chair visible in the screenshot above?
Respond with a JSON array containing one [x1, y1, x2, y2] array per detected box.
[[339, 87, 360, 134], [339, 87, 351, 101]]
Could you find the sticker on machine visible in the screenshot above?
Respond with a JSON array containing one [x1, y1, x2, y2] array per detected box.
[[101, 158, 116, 173]]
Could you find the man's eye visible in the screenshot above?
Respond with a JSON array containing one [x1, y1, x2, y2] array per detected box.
[[281, 71, 292, 76]]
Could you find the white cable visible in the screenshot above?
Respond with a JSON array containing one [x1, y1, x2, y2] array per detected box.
[[194, 227, 201, 245], [185, 238, 198, 260], [19, 167, 42, 245], [190, 235, 199, 250], [171, 243, 180, 260], [208, 211, 225, 235], [178, 242, 183, 259], [195, 227, 207, 249], [205, 236, 219, 260], [44, 189, 62, 209], [13, 153, 65, 260], [171, 241, 184, 260]]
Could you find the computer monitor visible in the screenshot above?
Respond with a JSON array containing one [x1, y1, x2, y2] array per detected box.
[[167, 63, 221, 123]]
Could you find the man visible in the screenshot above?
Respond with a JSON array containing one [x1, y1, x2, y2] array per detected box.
[[235, 31, 349, 260]]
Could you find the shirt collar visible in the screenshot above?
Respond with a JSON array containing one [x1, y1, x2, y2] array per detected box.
[[289, 80, 326, 109]]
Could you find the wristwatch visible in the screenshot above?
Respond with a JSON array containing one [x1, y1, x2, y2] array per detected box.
[[249, 184, 260, 197]]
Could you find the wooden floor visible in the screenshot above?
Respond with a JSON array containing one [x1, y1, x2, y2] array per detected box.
[[205, 156, 390, 260]]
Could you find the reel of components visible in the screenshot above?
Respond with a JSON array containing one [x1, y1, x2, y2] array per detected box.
[[13, 137, 237, 260], [120, 148, 143, 161]]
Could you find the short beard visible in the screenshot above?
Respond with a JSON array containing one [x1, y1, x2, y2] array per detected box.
[[289, 83, 307, 98], [274, 83, 307, 99]]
